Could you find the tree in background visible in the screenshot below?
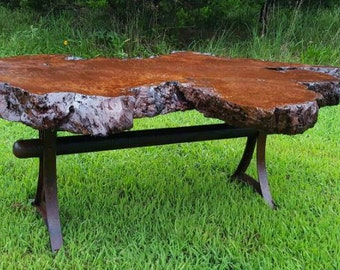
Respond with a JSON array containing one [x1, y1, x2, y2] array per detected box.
[[0, 0, 338, 42]]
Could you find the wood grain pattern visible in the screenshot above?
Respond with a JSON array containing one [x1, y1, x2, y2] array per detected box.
[[0, 52, 339, 135]]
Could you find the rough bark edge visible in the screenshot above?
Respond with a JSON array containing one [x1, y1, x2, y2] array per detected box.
[[300, 67, 340, 107], [0, 82, 193, 136], [267, 66, 340, 107], [0, 83, 135, 136], [0, 66, 339, 136], [178, 83, 319, 134], [130, 81, 194, 118]]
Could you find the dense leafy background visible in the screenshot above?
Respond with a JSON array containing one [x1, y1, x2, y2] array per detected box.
[[1, 0, 339, 32]]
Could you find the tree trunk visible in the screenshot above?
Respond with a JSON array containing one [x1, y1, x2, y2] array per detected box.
[[259, 0, 275, 37]]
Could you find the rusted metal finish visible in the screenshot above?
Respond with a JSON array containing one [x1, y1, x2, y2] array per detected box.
[[13, 124, 275, 251]]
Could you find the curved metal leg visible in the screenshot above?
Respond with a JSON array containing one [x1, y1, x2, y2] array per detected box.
[[232, 132, 276, 208], [32, 129, 63, 252], [256, 132, 275, 208]]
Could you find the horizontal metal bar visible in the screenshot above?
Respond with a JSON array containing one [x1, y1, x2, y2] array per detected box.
[[13, 124, 258, 159]]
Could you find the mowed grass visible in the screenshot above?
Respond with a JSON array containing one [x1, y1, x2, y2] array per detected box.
[[0, 5, 339, 270], [1, 109, 339, 269]]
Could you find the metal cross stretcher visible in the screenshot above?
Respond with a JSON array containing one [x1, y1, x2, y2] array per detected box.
[[13, 123, 275, 252]]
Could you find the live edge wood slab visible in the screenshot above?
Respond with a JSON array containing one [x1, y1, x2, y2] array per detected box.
[[1, 52, 340, 252], [0, 51, 339, 135]]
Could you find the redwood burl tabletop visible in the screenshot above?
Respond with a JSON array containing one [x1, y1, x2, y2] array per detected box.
[[0, 52, 339, 135]]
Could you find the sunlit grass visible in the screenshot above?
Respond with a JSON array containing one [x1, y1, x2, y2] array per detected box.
[[1, 108, 339, 269], [0, 5, 339, 270]]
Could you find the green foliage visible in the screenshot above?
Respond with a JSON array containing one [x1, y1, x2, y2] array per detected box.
[[1, 0, 339, 17], [87, 0, 107, 8], [1, 0, 76, 11], [0, 5, 173, 58], [0, 0, 339, 45], [0, 3, 340, 269]]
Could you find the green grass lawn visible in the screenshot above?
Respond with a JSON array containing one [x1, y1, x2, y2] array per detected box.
[[0, 5, 339, 270], [0, 108, 339, 269]]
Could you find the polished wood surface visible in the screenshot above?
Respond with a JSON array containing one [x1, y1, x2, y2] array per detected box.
[[0, 52, 337, 109], [0, 52, 339, 135]]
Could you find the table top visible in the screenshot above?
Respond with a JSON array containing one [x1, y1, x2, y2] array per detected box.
[[0, 52, 339, 135]]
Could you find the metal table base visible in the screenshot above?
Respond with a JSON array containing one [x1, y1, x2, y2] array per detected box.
[[13, 124, 275, 252]]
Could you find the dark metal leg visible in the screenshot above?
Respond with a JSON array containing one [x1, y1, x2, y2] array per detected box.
[[32, 129, 63, 252], [33, 131, 45, 209], [256, 132, 275, 208], [232, 132, 276, 208], [11, 124, 275, 251]]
